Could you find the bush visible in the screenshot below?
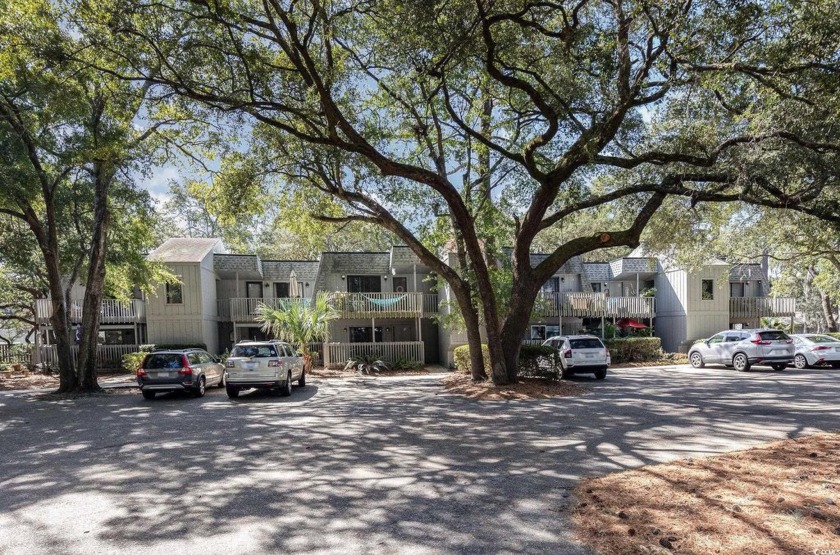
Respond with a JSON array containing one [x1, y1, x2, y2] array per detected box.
[[391, 356, 422, 371], [604, 337, 662, 363], [453, 343, 562, 380], [122, 351, 149, 373]]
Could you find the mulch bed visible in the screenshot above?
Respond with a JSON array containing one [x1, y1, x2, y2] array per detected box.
[[442, 371, 588, 400], [0, 371, 59, 391], [572, 432, 840, 555], [310, 367, 437, 379]]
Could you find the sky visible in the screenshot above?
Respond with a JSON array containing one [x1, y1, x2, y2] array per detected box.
[[139, 166, 179, 204]]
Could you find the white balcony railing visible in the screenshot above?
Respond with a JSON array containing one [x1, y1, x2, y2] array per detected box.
[[38, 344, 139, 370], [729, 297, 796, 318], [324, 341, 424, 368], [35, 299, 145, 324], [532, 292, 655, 319], [332, 292, 438, 318], [217, 298, 311, 323]]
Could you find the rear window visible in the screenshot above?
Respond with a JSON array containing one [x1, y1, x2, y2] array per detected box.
[[569, 338, 604, 349], [758, 331, 790, 341], [231, 345, 278, 358], [144, 354, 184, 369]]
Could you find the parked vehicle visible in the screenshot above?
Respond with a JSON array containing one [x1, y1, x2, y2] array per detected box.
[[688, 329, 794, 372], [224, 340, 305, 399], [542, 335, 610, 379], [137, 349, 226, 399], [791, 334, 840, 369]]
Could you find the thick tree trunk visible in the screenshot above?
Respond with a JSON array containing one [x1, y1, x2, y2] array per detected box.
[[473, 274, 509, 385], [43, 259, 77, 391], [76, 176, 112, 392], [820, 292, 838, 332]]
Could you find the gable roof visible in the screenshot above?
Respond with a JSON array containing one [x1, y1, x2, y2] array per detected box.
[[148, 238, 223, 263]]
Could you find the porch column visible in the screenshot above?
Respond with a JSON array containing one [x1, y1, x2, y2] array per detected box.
[[372, 317, 376, 343], [636, 273, 640, 296]]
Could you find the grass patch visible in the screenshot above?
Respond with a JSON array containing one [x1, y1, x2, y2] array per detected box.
[[573, 432, 840, 554]]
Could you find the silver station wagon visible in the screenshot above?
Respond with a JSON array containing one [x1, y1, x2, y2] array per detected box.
[[225, 340, 305, 399], [688, 329, 794, 372], [137, 349, 226, 400]]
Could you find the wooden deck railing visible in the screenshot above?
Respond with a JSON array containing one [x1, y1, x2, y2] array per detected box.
[[729, 297, 796, 318], [331, 293, 438, 318], [531, 292, 655, 319], [324, 341, 424, 368], [35, 299, 146, 324], [217, 298, 311, 323]]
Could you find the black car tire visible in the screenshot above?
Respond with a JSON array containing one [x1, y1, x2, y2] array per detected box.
[[226, 386, 240, 399], [689, 351, 704, 368], [279, 372, 292, 397], [771, 364, 786, 372], [298, 370, 306, 387], [218, 371, 227, 388], [793, 354, 809, 369], [193, 376, 206, 398], [142, 390, 156, 400], [594, 368, 607, 380], [733, 353, 751, 372]]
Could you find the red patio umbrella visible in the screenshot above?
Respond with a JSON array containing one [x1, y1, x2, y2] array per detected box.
[[615, 318, 647, 329]]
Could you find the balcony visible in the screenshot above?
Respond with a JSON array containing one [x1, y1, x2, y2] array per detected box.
[[217, 298, 311, 323], [729, 297, 796, 319], [532, 292, 655, 319], [332, 292, 439, 318], [35, 299, 146, 325]]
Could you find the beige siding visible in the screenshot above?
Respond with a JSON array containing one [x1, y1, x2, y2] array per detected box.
[[684, 264, 730, 346], [656, 315, 687, 353], [200, 257, 217, 317], [147, 318, 206, 346], [655, 269, 687, 316], [147, 263, 202, 318]]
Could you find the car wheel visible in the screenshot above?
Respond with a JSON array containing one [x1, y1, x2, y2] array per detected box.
[[142, 390, 156, 400], [733, 353, 750, 372], [594, 368, 607, 380], [831, 362, 840, 369], [193, 376, 206, 398], [793, 354, 809, 370], [280, 371, 292, 397], [689, 351, 705, 368], [226, 386, 240, 399], [218, 371, 227, 388], [298, 370, 306, 387], [771, 364, 786, 372]]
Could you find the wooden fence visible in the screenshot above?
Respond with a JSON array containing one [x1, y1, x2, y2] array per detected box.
[[39, 344, 139, 370], [324, 341, 424, 368], [0, 344, 32, 365]]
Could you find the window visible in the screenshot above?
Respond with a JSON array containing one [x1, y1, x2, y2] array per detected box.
[[530, 325, 547, 340], [707, 334, 724, 345], [198, 352, 213, 364], [757, 330, 790, 342], [730, 282, 745, 298], [166, 282, 183, 304], [349, 326, 382, 342], [701, 279, 714, 300], [187, 352, 202, 366], [541, 277, 560, 293], [246, 281, 262, 299], [393, 277, 408, 293], [724, 334, 742, 343], [590, 282, 602, 293], [347, 275, 381, 293], [143, 353, 184, 369], [231, 345, 278, 358], [275, 282, 290, 298], [569, 338, 604, 349]]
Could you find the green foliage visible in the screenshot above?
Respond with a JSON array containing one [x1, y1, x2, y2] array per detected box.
[[122, 351, 149, 373], [391, 356, 422, 371], [454, 343, 562, 380], [453, 344, 490, 375], [604, 338, 663, 363], [257, 292, 339, 370], [344, 354, 389, 375]]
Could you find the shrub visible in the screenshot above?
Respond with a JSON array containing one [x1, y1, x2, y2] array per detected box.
[[122, 351, 149, 373], [604, 337, 662, 363], [453, 343, 562, 380], [344, 354, 389, 375], [391, 356, 422, 371]]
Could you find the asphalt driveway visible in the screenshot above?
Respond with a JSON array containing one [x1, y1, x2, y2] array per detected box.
[[1, 365, 838, 554]]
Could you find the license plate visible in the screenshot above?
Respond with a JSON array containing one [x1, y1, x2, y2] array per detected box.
[[769, 349, 786, 356], [244, 362, 257, 370], [156, 372, 171, 378], [584, 354, 595, 359]]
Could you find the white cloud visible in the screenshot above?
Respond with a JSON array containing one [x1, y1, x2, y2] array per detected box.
[[138, 166, 180, 204]]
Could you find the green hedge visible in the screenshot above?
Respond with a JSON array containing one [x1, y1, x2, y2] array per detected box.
[[122, 351, 149, 373], [604, 337, 662, 363], [453, 343, 562, 380]]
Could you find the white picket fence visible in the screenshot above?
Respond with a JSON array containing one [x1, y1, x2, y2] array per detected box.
[[0, 344, 33, 365], [324, 341, 424, 369], [39, 344, 139, 370]]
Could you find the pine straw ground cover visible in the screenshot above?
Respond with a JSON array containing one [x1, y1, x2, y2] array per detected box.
[[309, 367, 436, 378], [0, 370, 59, 391], [442, 371, 587, 400], [573, 432, 840, 555]]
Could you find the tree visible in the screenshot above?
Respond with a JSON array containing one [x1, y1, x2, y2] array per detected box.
[[0, 0, 182, 391], [100, 0, 840, 384], [257, 292, 339, 373]]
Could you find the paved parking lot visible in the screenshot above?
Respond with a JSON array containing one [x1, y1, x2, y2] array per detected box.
[[1, 365, 838, 554]]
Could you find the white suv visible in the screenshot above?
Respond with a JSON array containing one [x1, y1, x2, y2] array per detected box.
[[225, 341, 305, 398], [543, 335, 611, 379], [688, 329, 794, 372]]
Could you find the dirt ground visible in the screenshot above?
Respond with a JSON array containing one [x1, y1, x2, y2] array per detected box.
[[442, 371, 588, 400], [309, 367, 437, 378], [573, 432, 840, 555], [0, 371, 60, 391]]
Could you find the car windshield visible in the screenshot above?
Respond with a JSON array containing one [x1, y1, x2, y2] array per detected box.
[[231, 345, 277, 358], [144, 353, 184, 369], [758, 331, 789, 341], [569, 338, 603, 349], [806, 335, 840, 344]]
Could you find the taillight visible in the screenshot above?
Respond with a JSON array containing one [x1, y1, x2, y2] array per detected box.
[[750, 338, 771, 345], [268, 359, 280, 367], [785, 339, 793, 344], [179, 355, 193, 375], [812, 345, 829, 351], [226, 360, 235, 368], [137, 369, 147, 377], [564, 350, 573, 359]]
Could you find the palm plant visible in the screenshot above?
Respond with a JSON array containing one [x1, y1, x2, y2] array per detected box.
[[344, 353, 389, 375], [257, 292, 339, 372]]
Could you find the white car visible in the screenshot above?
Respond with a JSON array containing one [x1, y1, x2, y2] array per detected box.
[[225, 340, 305, 398], [542, 335, 610, 379], [791, 334, 840, 369]]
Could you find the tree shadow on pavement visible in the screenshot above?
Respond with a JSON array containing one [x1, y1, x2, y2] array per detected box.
[[0, 367, 837, 554]]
